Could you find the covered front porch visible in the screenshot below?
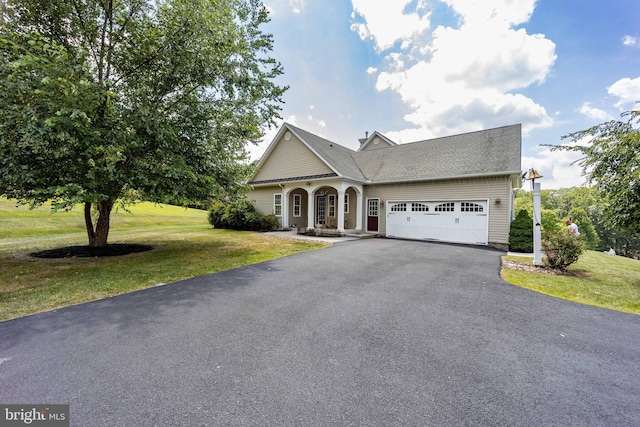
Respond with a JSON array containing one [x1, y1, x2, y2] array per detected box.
[[278, 180, 364, 235]]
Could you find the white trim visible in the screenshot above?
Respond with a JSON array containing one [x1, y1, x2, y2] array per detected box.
[[344, 193, 350, 214], [316, 194, 327, 226], [366, 198, 380, 232], [273, 193, 282, 217], [328, 194, 336, 217], [293, 194, 301, 217]]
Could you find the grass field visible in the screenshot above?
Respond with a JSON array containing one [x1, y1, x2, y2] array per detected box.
[[502, 251, 640, 315], [2, 198, 638, 321], [0, 198, 327, 321]]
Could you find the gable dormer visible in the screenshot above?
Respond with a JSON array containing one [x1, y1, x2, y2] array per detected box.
[[357, 131, 397, 152]]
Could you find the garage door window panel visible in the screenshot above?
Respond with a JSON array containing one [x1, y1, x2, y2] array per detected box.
[[461, 202, 483, 212], [435, 202, 455, 212]]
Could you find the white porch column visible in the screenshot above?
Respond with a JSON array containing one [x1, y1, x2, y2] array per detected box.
[[355, 191, 363, 231], [337, 190, 345, 233], [306, 190, 315, 229], [281, 187, 289, 228]]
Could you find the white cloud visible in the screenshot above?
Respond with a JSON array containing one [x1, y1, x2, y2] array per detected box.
[[290, 0, 305, 14], [622, 35, 638, 46], [371, 0, 556, 137], [577, 102, 612, 121], [366, 66, 378, 74], [350, 0, 431, 53], [522, 146, 586, 189], [608, 76, 640, 108], [441, 0, 536, 27]]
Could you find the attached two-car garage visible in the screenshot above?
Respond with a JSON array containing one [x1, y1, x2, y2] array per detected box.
[[386, 200, 488, 245]]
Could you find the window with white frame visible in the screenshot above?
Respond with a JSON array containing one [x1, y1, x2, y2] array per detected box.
[[293, 194, 301, 217], [328, 194, 336, 217], [273, 194, 282, 216], [344, 193, 349, 214]]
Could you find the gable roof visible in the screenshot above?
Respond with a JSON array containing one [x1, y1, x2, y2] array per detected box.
[[353, 124, 522, 183], [286, 124, 366, 182], [357, 131, 397, 151], [250, 123, 522, 185]]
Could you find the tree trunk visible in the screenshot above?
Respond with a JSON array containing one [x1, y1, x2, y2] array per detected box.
[[84, 200, 114, 247]]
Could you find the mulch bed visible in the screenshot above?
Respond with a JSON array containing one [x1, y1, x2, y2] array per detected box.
[[502, 258, 590, 277], [30, 244, 153, 259]]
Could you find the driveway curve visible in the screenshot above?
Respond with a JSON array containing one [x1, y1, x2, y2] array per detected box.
[[1, 239, 639, 426]]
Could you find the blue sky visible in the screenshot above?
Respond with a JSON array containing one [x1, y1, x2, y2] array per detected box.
[[253, 0, 640, 189]]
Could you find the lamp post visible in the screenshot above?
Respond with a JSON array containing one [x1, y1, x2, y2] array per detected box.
[[526, 168, 543, 266]]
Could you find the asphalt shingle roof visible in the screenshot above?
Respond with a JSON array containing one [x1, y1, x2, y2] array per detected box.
[[352, 124, 522, 182], [287, 124, 366, 182], [258, 123, 521, 184]]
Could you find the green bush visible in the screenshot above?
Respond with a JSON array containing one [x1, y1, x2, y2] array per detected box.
[[542, 231, 586, 270], [509, 209, 533, 252], [207, 200, 227, 228], [208, 199, 279, 231]]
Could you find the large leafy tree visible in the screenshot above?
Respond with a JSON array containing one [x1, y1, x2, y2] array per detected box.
[[0, 0, 286, 247], [552, 110, 640, 233]]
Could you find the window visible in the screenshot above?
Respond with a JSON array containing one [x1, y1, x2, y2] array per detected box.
[[273, 194, 282, 216], [328, 194, 336, 217], [344, 193, 350, 214], [461, 202, 483, 212], [435, 202, 455, 212], [293, 194, 301, 217], [391, 203, 407, 212], [368, 199, 378, 216], [412, 203, 429, 212]]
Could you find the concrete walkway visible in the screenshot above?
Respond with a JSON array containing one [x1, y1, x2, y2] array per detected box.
[[261, 229, 371, 244]]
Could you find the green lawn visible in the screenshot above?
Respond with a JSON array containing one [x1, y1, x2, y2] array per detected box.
[[0, 199, 327, 321], [2, 198, 638, 321], [502, 251, 640, 315]]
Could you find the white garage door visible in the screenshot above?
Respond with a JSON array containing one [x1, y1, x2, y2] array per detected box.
[[386, 200, 488, 245]]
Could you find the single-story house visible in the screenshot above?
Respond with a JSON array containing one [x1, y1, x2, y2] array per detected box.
[[247, 123, 522, 249]]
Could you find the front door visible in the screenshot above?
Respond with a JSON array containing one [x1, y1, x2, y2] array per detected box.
[[367, 198, 379, 231], [316, 195, 326, 226]]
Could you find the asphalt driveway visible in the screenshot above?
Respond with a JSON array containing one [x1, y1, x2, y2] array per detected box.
[[1, 239, 639, 426]]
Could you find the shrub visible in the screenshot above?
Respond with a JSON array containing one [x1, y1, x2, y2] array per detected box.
[[509, 209, 533, 252], [259, 213, 280, 231], [208, 199, 279, 231], [207, 201, 227, 228], [542, 231, 586, 270]]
